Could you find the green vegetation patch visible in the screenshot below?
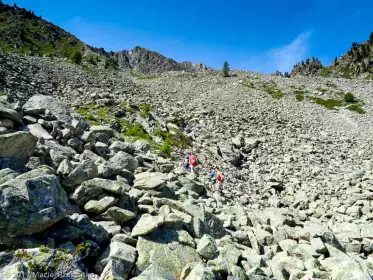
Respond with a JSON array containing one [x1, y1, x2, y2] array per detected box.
[[338, 67, 354, 79], [138, 103, 153, 118], [344, 92, 356, 103], [294, 90, 307, 101], [71, 51, 82, 64], [347, 104, 366, 114], [75, 103, 192, 157], [124, 123, 152, 141], [130, 71, 160, 80], [293, 89, 366, 114], [319, 68, 332, 77], [325, 82, 338, 89], [159, 138, 172, 157], [153, 128, 193, 157], [262, 83, 285, 99], [176, 73, 199, 78], [82, 65, 100, 76], [316, 87, 328, 94], [244, 81, 255, 89], [307, 96, 344, 110]]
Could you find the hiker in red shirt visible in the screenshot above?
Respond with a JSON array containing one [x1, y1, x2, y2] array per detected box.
[[189, 154, 198, 173], [217, 171, 224, 194]]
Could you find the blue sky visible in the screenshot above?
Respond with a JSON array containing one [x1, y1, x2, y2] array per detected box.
[[5, 0, 373, 73]]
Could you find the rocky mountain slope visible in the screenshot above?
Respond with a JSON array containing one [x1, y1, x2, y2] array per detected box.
[[1, 46, 373, 279], [0, 2, 86, 58], [291, 32, 373, 79], [1, 2, 373, 279], [0, 2, 205, 73], [325, 35, 373, 79]]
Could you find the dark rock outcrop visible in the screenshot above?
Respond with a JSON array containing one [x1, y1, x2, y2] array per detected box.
[[291, 57, 324, 77]]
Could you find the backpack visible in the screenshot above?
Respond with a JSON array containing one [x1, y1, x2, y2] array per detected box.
[[190, 155, 197, 166]]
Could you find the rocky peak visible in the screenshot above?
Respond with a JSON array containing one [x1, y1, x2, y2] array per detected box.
[[115, 46, 207, 73], [326, 35, 373, 78], [291, 57, 324, 77]]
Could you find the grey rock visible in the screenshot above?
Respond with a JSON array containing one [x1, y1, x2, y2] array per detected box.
[[109, 141, 134, 154], [95, 241, 137, 276], [84, 196, 118, 214], [135, 228, 202, 278], [0, 131, 37, 162], [0, 119, 14, 129], [131, 214, 164, 237], [28, 123, 54, 140], [134, 172, 168, 190], [180, 262, 215, 280], [24, 95, 87, 126], [196, 234, 218, 260], [98, 151, 138, 177], [0, 168, 19, 185], [93, 221, 122, 237], [90, 125, 114, 137], [0, 167, 69, 244], [63, 160, 98, 188], [133, 139, 152, 153], [112, 233, 138, 247], [94, 206, 136, 224], [68, 213, 110, 246], [0, 107, 23, 126]]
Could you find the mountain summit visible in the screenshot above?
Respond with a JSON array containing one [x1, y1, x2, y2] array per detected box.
[[116, 46, 207, 73], [0, 1, 206, 73]]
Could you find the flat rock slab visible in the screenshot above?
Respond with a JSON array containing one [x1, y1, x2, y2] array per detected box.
[[90, 126, 114, 137], [134, 172, 168, 190], [28, 123, 54, 140], [0, 131, 37, 162], [23, 95, 86, 126], [131, 214, 164, 237]]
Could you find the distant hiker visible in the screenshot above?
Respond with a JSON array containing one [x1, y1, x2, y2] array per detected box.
[[217, 171, 224, 194], [209, 170, 217, 184], [183, 153, 191, 170], [189, 154, 198, 173]]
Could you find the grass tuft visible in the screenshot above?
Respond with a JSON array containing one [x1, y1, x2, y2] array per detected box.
[[124, 124, 152, 141], [130, 71, 160, 80], [262, 83, 285, 99], [294, 90, 307, 101], [347, 104, 366, 114], [307, 96, 343, 110]]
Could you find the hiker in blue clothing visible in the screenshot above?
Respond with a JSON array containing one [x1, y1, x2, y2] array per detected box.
[[183, 152, 191, 170], [209, 170, 217, 184]]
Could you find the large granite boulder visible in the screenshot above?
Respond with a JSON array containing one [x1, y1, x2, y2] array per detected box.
[[98, 151, 138, 178], [0, 166, 69, 245], [0, 131, 37, 162], [0, 107, 23, 127], [63, 160, 98, 188], [23, 95, 88, 126], [134, 172, 168, 190], [135, 228, 202, 279], [95, 241, 137, 276]]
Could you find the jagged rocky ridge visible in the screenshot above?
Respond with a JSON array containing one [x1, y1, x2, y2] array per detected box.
[[291, 32, 373, 79], [1, 48, 373, 279], [115, 46, 208, 74], [0, 2, 207, 74], [291, 58, 324, 77]]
